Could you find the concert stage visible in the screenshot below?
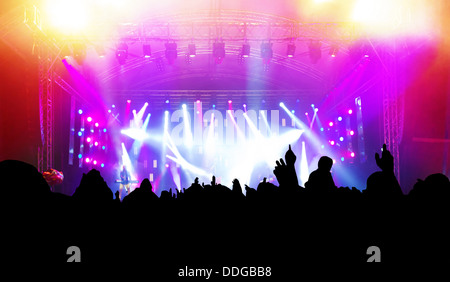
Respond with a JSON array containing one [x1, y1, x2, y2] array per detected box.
[[1, 0, 449, 196]]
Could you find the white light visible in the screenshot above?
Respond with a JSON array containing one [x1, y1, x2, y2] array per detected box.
[[45, 0, 89, 33]]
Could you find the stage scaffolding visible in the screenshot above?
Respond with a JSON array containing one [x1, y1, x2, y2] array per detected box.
[[20, 4, 401, 179]]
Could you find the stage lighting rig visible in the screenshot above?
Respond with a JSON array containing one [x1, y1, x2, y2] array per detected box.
[[260, 42, 273, 59], [116, 42, 128, 65], [72, 42, 86, 64], [308, 41, 322, 64], [287, 43, 296, 57], [213, 42, 225, 63], [329, 44, 339, 57], [143, 44, 151, 58], [165, 42, 178, 63], [188, 43, 196, 57], [241, 44, 250, 57]]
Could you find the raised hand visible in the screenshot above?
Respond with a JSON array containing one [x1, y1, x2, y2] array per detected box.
[[274, 145, 299, 188], [273, 158, 288, 187], [285, 144, 297, 166], [375, 144, 394, 172]]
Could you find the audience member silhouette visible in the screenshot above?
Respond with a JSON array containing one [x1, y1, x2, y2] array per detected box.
[[364, 144, 403, 200], [409, 173, 450, 202], [0, 160, 51, 206], [304, 156, 337, 194], [72, 169, 113, 205], [3, 142, 450, 264], [122, 178, 158, 209]]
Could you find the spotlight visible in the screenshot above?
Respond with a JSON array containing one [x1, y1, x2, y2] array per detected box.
[[329, 44, 339, 57], [350, 152, 355, 158], [101, 163, 105, 168], [349, 130, 355, 136], [165, 42, 178, 62], [308, 41, 322, 64], [95, 122, 99, 127], [78, 131, 82, 137], [213, 42, 225, 57], [241, 44, 250, 57], [329, 121, 334, 127], [348, 109, 353, 114], [143, 44, 151, 58], [72, 42, 86, 64], [78, 154, 82, 159], [182, 104, 187, 109], [95, 45, 106, 58], [116, 42, 128, 65], [78, 109, 83, 114], [279, 102, 285, 107], [339, 137, 344, 142], [260, 42, 273, 59], [85, 158, 90, 163], [188, 43, 196, 57], [287, 43, 296, 57], [165, 99, 170, 104], [86, 137, 92, 142], [93, 160, 98, 165], [330, 140, 335, 146], [87, 117, 92, 122], [228, 100, 232, 104], [213, 42, 225, 63], [338, 116, 343, 121]]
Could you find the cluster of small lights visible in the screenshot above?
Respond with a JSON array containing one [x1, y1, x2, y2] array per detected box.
[[317, 107, 358, 162], [77, 109, 108, 168]]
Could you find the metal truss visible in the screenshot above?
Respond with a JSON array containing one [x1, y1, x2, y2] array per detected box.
[[36, 40, 54, 172], [112, 10, 359, 43], [48, 9, 359, 45], [381, 48, 403, 181]]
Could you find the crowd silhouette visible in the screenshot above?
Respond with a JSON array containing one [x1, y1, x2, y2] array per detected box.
[[2, 143, 449, 270]]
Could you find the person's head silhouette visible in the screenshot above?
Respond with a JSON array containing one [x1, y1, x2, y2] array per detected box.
[[318, 156, 333, 172]]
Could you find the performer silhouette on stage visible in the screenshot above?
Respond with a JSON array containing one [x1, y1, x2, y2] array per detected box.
[[119, 165, 131, 200]]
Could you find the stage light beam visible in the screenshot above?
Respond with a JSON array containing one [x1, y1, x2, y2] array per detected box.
[[182, 104, 193, 148]]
